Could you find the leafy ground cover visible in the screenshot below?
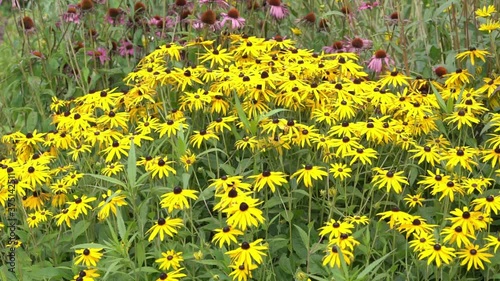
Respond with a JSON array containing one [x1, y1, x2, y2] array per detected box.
[[0, 0, 500, 280]]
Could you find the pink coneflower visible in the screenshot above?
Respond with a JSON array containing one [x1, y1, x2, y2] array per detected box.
[[87, 47, 110, 64], [62, 5, 80, 23], [267, 0, 289, 20], [106, 8, 126, 25], [220, 8, 245, 29], [199, 0, 229, 9], [359, 1, 379, 11], [367, 50, 394, 73], [193, 9, 222, 31], [343, 37, 373, 53], [118, 40, 134, 57], [322, 41, 344, 54]]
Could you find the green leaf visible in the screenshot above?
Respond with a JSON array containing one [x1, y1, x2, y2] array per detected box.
[[430, 82, 450, 114], [86, 173, 127, 188], [356, 251, 394, 279], [294, 224, 309, 250], [116, 209, 127, 242], [71, 243, 110, 250], [72, 220, 91, 241], [26, 111, 38, 131]]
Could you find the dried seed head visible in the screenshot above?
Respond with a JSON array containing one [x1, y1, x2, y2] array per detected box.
[[20, 16, 35, 30], [303, 12, 316, 23], [434, 66, 447, 77], [134, 2, 146, 13]]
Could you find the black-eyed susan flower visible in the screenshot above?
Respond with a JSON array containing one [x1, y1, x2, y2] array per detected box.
[[444, 68, 473, 88], [235, 136, 259, 152], [101, 162, 124, 177], [471, 195, 500, 215], [444, 109, 480, 130], [441, 226, 475, 248], [322, 245, 354, 268], [23, 191, 50, 211], [73, 268, 100, 281], [146, 217, 184, 241], [485, 234, 500, 253], [224, 198, 265, 231], [440, 147, 478, 172], [378, 69, 410, 88], [74, 248, 104, 266], [248, 170, 288, 192], [101, 139, 130, 163], [67, 195, 96, 217], [418, 243, 456, 267], [409, 232, 435, 252], [155, 268, 187, 281], [212, 225, 244, 248], [371, 168, 408, 194], [346, 147, 378, 165], [447, 207, 483, 236], [199, 45, 233, 68], [409, 145, 441, 166], [329, 163, 352, 181], [344, 215, 370, 225], [457, 244, 493, 271], [189, 129, 219, 149], [225, 239, 267, 268], [479, 20, 500, 32], [146, 156, 176, 179], [397, 216, 437, 238], [157, 118, 189, 138], [96, 190, 127, 221], [156, 250, 184, 270], [228, 263, 258, 281], [179, 150, 196, 171], [404, 193, 425, 208], [377, 206, 413, 229], [456, 47, 489, 66], [431, 179, 464, 202], [319, 219, 354, 240], [291, 164, 328, 188], [160, 186, 198, 213]]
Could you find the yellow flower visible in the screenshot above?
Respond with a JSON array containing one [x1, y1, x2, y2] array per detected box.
[[160, 186, 198, 213], [212, 225, 244, 248], [146, 217, 184, 241], [458, 244, 493, 271], [404, 194, 425, 208], [456, 48, 489, 66], [156, 250, 184, 270], [371, 168, 408, 194], [225, 239, 267, 268], [96, 190, 128, 221], [475, 5, 496, 17], [479, 20, 500, 32], [322, 245, 354, 268], [224, 198, 265, 231], [74, 248, 104, 267], [291, 164, 328, 188], [248, 170, 288, 192], [418, 243, 456, 267], [291, 27, 302, 35]]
